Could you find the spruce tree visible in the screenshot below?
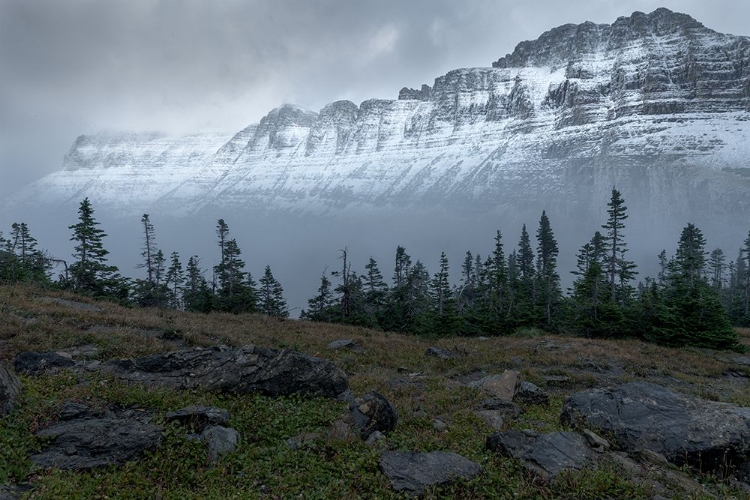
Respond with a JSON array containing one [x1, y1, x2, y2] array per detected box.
[[602, 188, 636, 304], [183, 256, 213, 313], [138, 214, 157, 284], [68, 198, 124, 297], [302, 273, 337, 321], [165, 252, 184, 309], [535, 211, 561, 327], [363, 257, 388, 318], [259, 265, 288, 318]]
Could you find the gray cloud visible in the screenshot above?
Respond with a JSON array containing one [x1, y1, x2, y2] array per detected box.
[[1, 0, 748, 197]]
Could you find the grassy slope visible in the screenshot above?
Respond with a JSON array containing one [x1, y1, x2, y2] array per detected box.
[[1, 284, 749, 499]]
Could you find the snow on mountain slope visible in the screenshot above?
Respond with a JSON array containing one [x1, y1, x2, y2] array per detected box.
[[7, 8, 750, 233]]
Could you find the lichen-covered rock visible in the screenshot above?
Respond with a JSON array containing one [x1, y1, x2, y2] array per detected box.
[[30, 403, 163, 469], [561, 382, 750, 472], [486, 430, 594, 480], [380, 451, 482, 496], [349, 391, 398, 440], [102, 345, 348, 399], [14, 352, 75, 376]]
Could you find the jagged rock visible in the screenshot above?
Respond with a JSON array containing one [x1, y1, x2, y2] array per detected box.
[[582, 429, 610, 453], [101, 345, 348, 398], [200, 425, 239, 462], [513, 381, 549, 405], [349, 391, 398, 440], [475, 410, 504, 430], [379, 451, 482, 496], [480, 399, 523, 419], [486, 430, 595, 481], [14, 351, 75, 376], [30, 403, 163, 469], [327, 419, 356, 443], [468, 370, 518, 401], [365, 430, 385, 448], [560, 382, 750, 472], [425, 347, 456, 360], [0, 364, 21, 416], [165, 405, 230, 432]]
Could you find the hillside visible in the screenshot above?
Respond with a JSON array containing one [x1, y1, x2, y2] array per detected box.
[[1, 284, 750, 498]]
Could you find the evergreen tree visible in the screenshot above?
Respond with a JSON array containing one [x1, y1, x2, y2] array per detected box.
[[382, 246, 414, 332], [212, 222, 255, 313], [535, 211, 561, 327], [656, 224, 739, 349], [363, 257, 388, 319], [1, 223, 49, 283], [183, 256, 213, 313], [602, 188, 636, 304], [708, 248, 726, 292], [258, 265, 288, 318], [512, 224, 536, 325], [301, 273, 337, 321], [165, 252, 184, 310], [429, 252, 460, 335], [68, 198, 125, 297], [138, 214, 157, 284]]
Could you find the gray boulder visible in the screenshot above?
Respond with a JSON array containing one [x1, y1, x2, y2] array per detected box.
[[486, 430, 594, 480], [0, 364, 21, 416], [327, 339, 363, 352], [560, 382, 750, 472], [165, 405, 230, 432], [200, 425, 239, 462], [479, 399, 523, 419], [468, 370, 518, 401], [379, 451, 482, 496], [14, 352, 74, 376], [30, 404, 163, 469], [102, 345, 348, 399], [349, 391, 398, 440]]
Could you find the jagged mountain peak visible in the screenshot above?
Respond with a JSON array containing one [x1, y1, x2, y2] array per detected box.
[[492, 8, 712, 69]]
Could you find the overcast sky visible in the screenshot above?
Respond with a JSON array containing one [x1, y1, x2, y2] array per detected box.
[[1, 0, 748, 198]]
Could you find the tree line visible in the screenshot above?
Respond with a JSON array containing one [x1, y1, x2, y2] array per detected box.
[[300, 189, 748, 351], [1, 192, 748, 350], [0, 198, 288, 318]]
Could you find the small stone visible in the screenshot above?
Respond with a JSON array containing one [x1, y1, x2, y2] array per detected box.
[[433, 419, 448, 431], [476, 410, 504, 430], [513, 381, 549, 405], [425, 347, 456, 360], [635, 449, 670, 467], [327, 419, 356, 442], [165, 405, 230, 432], [582, 429, 610, 452], [327, 339, 363, 352], [480, 399, 523, 419], [365, 431, 385, 447], [201, 425, 239, 462], [468, 370, 518, 401], [349, 392, 398, 440]]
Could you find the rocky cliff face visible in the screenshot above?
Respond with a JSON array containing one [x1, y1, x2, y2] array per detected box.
[[7, 8, 750, 239]]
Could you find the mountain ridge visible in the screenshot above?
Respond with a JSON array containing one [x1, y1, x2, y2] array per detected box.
[[5, 8, 750, 242]]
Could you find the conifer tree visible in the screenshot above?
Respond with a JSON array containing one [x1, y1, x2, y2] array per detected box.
[[302, 273, 337, 321], [429, 252, 459, 335], [165, 251, 184, 309], [138, 214, 157, 284], [535, 211, 561, 327], [68, 198, 124, 297], [513, 224, 536, 325], [183, 256, 212, 313], [363, 257, 388, 317], [708, 248, 726, 291], [259, 265, 288, 318], [602, 188, 636, 304]]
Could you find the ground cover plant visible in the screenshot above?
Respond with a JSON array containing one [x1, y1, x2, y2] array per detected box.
[[1, 284, 749, 499]]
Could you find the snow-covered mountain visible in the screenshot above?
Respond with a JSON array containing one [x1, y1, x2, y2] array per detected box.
[[6, 8, 750, 239]]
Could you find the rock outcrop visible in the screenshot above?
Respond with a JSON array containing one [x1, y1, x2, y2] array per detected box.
[[379, 451, 482, 496], [560, 382, 750, 472], [101, 346, 348, 398], [31, 402, 163, 469]]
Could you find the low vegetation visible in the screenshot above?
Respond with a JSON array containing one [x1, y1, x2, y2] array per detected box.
[[1, 284, 749, 498]]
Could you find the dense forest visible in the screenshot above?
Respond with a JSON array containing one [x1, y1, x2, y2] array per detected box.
[[1, 191, 748, 351]]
